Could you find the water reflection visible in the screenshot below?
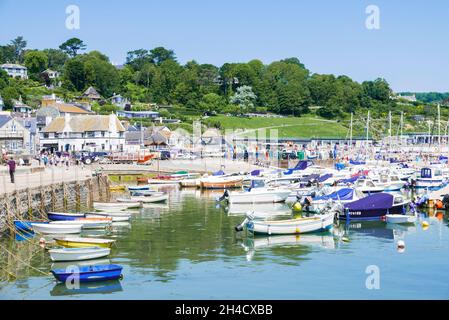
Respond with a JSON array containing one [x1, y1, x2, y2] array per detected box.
[[50, 280, 123, 296]]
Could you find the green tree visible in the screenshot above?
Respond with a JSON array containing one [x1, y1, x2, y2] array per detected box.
[[126, 49, 150, 70], [24, 50, 48, 75], [199, 93, 226, 114], [10, 36, 27, 63], [150, 47, 176, 65], [230, 85, 257, 113], [63, 57, 86, 91], [0, 45, 15, 64], [43, 49, 68, 71], [59, 38, 87, 57]]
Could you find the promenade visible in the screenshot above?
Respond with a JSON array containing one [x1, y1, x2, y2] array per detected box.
[[0, 158, 270, 195]]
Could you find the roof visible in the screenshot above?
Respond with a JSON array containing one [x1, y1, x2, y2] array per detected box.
[[82, 86, 101, 99], [56, 103, 93, 114], [43, 114, 125, 133], [1, 63, 27, 69], [0, 115, 12, 128], [36, 106, 61, 118], [16, 117, 37, 134]]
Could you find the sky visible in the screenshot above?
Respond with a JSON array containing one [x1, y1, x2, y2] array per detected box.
[[0, 0, 448, 92]]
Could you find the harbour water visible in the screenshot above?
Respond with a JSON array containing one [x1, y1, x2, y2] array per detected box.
[[1, 186, 449, 299]]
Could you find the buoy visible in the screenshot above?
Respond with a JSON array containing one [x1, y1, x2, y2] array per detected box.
[[292, 202, 302, 212], [39, 238, 46, 245], [397, 240, 405, 249], [341, 237, 350, 242], [422, 221, 429, 228], [435, 200, 443, 209]]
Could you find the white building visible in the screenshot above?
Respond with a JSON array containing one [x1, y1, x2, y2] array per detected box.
[[40, 113, 126, 153], [0, 114, 32, 154], [1, 63, 28, 79]]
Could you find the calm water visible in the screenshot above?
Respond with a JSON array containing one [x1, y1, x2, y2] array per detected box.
[[1, 186, 449, 300]]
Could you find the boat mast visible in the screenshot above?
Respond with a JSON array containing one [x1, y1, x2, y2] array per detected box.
[[366, 110, 370, 157], [438, 104, 441, 149], [400, 111, 404, 147], [389, 111, 392, 155], [349, 112, 353, 151]]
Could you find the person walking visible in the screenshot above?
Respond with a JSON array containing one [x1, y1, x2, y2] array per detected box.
[[7, 157, 16, 183]]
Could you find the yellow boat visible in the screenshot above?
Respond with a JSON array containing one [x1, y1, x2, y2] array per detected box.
[[109, 185, 126, 191], [54, 237, 115, 248]]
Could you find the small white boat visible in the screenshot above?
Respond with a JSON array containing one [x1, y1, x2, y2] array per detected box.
[[48, 247, 111, 262], [85, 213, 130, 222], [93, 201, 141, 210], [237, 212, 335, 235], [226, 180, 291, 204], [354, 179, 385, 194], [385, 214, 417, 224], [31, 223, 82, 234], [130, 194, 169, 203], [50, 219, 112, 229]]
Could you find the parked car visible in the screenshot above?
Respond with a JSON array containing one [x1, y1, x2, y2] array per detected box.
[[159, 150, 171, 160], [176, 152, 198, 160], [75, 151, 100, 164]]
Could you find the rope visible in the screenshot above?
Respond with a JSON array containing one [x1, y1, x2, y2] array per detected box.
[[0, 244, 50, 276]]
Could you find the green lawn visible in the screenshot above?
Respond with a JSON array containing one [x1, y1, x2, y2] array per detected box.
[[210, 115, 354, 139]]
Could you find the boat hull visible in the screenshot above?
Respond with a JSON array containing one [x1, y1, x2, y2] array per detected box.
[[228, 190, 291, 204], [49, 248, 111, 262], [54, 237, 115, 248], [247, 213, 334, 235], [338, 203, 407, 221], [51, 264, 122, 283], [48, 212, 85, 221], [31, 223, 82, 234]]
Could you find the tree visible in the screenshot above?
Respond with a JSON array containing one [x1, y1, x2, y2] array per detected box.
[[24, 51, 48, 75], [59, 38, 87, 57], [0, 45, 15, 64], [150, 47, 176, 65], [1, 86, 20, 109], [230, 85, 257, 113], [199, 93, 226, 114], [63, 57, 86, 91], [43, 49, 68, 71], [10, 36, 27, 63], [126, 49, 150, 70]]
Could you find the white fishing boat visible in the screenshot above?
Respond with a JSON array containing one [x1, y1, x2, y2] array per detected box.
[[93, 201, 141, 210], [236, 212, 335, 235], [227, 202, 291, 216], [225, 181, 291, 204], [371, 174, 406, 191], [48, 247, 111, 262], [414, 167, 447, 189], [31, 223, 82, 234]]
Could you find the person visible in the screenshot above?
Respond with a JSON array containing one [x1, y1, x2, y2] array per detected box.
[[7, 157, 16, 183]]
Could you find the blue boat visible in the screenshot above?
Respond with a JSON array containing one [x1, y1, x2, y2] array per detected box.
[[47, 212, 85, 221], [14, 220, 48, 232], [339, 193, 409, 221], [127, 185, 150, 191], [51, 264, 123, 283]]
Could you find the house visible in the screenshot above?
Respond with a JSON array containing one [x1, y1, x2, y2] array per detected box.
[[82, 86, 102, 101], [41, 94, 64, 107], [109, 94, 131, 109], [41, 69, 60, 79], [116, 110, 159, 119], [12, 97, 32, 115], [0, 114, 32, 154], [36, 106, 61, 131], [40, 113, 125, 153], [1, 63, 28, 79], [16, 117, 38, 154]]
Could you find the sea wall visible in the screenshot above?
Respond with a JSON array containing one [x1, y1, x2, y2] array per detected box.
[[0, 174, 110, 233]]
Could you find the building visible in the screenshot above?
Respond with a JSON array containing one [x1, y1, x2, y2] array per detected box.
[[41, 94, 64, 107], [40, 113, 125, 153], [116, 110, 159, 119], [1, 63, 28, 79], [16, 117, 38, 154], [12, 98, 32, 115], [41, 69, 60, 79], [109, 94, 131, 109], [0, 114, 32, 154], [82, 86, 102, 101]]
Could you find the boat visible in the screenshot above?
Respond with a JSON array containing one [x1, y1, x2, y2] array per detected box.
[[354, 179, 385, 194], [339, 193, 410, 221], [129, 190, 165, 197], [47, 212, 85, 221], [48, 247, 111, 262], [109, 185, 126, 191], [54, 237, 116, 248], [132, 194, 169, 203], [127, 185, 152, 191], [14, 220, 48, 232], [50, 264, 123, 283], [304, 188, 364, 212], [236, 212, 335, 235], [199, 174, 243, 190], [31, 223, 82, 234], [224, 180, 291, 204], [371, 174, 406, 191], [414, 167, 447, 190], [180, 178, 201, 188], [93, 201, 141, 210], [85, 213, 130, 222], [50, 218, 112, 229], [385, 214, 417, 224]]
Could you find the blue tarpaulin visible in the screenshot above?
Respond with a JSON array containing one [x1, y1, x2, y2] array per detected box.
[[344, 193, 393, 211], [314, 188, 355, 201]]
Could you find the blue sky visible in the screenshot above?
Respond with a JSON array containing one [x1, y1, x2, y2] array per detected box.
[[0, 0, 448, 92]]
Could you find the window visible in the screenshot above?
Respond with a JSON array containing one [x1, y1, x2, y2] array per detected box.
[[11, 123, 16, 133], [101, 131, 106, 137], [43, 133, 49, 138]]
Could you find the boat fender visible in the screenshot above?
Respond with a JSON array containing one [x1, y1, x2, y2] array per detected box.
[[292, 202, 302, 212], [421, 221, 429, 228]]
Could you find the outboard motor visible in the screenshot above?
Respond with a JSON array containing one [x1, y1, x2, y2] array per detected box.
[[216, 190, 229, 202], [235, 212, 254, 232]]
